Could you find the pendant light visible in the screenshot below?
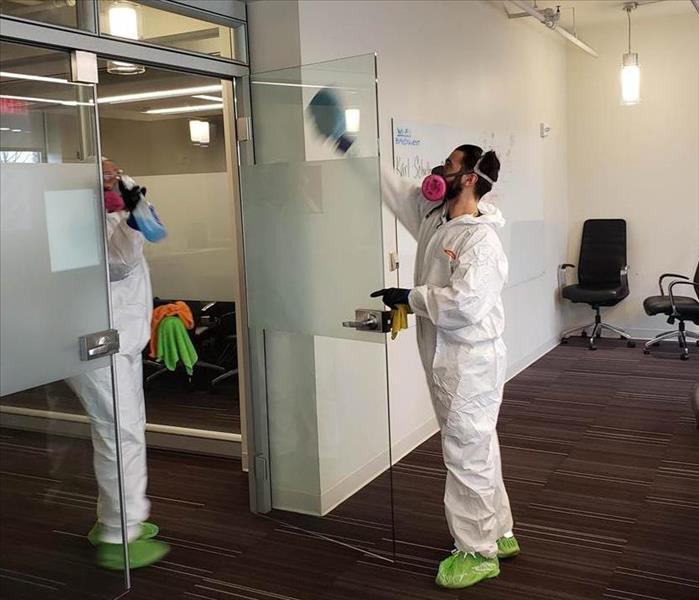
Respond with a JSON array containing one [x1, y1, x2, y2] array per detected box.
[[189, 120, 210, 146], [621, 2, 640, 106], [106, 2, 145, 75]]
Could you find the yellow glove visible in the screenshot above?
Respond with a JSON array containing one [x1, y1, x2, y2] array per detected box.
[[391, 304, 411, 340]]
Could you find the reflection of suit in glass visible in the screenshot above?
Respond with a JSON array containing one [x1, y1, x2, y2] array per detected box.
[[68, 210, 152, 544]]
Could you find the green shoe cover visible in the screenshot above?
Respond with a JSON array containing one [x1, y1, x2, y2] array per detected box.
[[96, 539, 170, 571], [497, 535, 520, 558], [88, 522, 160, 546], [435, 551, 500, 589]]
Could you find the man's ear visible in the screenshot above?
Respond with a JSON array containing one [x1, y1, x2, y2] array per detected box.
[[461, 172, 478, 187]]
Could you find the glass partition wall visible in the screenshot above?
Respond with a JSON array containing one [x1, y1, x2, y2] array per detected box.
[[0, 7, 403, 598], [0, 40, 129, 598], [239, 55, 397, 559]]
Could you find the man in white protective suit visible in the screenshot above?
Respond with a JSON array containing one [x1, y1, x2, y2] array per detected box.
[[67, 158, 169, 570], [373, 144, 520, 589]]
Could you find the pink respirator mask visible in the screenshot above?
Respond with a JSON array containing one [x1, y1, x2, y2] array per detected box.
[[421, 157, 495, 202], [421, 165, 456, 202]]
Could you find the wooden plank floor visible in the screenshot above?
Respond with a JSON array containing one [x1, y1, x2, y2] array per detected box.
[[1, 339, 697, 600]]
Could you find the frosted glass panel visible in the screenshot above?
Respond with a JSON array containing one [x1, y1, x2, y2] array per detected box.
[[0, 163, 110, 396], [242, 55, 394, 547], [44, 188, 103, 272], [242, 54, 386, 341], [242, 157, 385, 341], [0, 40, 128, 597]]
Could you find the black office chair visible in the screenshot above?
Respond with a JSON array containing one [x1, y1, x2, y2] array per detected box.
[[559, 219, 634, 350], [642, 261, 699, 360]]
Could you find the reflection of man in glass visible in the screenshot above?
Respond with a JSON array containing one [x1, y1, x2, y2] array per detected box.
[[67, 158, 168, 570]]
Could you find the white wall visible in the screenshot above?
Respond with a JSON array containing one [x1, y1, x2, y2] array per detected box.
[[136, 173, 238, 302], [566, 13, 699, 338], [247, 0, 571, 514], [296, 0, 570, 455]]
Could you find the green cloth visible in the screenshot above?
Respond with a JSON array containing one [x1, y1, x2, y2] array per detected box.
[[156, 316, 198, 375]]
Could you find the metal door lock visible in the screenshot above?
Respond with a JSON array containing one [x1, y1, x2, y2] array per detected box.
[[342, 309, 392, 333], [79, 329, 120, 361]]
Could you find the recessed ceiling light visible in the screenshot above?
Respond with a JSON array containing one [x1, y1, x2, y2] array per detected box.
[[0, 94, 93, 107], [192, 94, 223, 102], [99, 84, 222, 105], [145, 103, 223, 115]]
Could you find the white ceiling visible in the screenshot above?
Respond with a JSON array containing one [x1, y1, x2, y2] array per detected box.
[[504, 0, 696, 30]]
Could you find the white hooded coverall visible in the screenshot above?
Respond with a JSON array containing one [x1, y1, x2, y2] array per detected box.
[[67, 211, 152, 544], [382, 170, 513, 558]]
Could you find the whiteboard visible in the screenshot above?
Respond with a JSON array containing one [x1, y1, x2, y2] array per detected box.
[[391, 120, 545, 288]]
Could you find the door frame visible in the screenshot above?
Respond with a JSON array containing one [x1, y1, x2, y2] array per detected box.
[[0, 3, 264, 511]]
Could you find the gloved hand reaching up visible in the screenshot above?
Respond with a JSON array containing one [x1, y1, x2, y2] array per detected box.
[[371, 288, 412, 309], [118, 176, 146, 212]]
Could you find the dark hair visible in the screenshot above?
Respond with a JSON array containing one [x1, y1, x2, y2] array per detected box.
[[455, 144, 500, 199]]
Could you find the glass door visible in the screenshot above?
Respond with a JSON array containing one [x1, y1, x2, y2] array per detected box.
[[239, 55, 395, 559], [0, 41, 129, 596]]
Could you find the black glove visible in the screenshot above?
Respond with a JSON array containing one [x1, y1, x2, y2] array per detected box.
[[370, 288, 411, 309], [118, 178, 145, 212]]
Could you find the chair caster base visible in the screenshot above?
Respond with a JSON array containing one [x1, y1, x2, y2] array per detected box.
[[681, 354, 689, 361], [627, 341, 636, 348], [643, 349, 650, 355]]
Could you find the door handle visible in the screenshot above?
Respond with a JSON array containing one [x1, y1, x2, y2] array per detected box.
[[88, 340, 119, 357], [342, 316, 378, 330], [342, 309, 391, 333], [79, 329, 120, 361]]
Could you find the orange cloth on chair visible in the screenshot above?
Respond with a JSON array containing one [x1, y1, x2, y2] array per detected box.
[[149, 301, 194, 357]]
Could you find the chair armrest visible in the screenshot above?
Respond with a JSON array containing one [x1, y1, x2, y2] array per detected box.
[[201, 302, 217, 312], [620, 265, 630, 290], [668, 280, 699, 316], [659, 273, 688, 295], [558, 264, 575, 298]]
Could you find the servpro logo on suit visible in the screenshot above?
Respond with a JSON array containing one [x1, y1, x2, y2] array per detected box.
[[443, 249, 457, 261]]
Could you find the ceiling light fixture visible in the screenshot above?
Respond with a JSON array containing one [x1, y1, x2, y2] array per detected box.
[[0, 71, 73, 85], [621, 3, 641, 105], [99, 84, 222, 104], [0, 94, 93, 107], [189, 120, 210, 145], [106, 60, 146, 76], [145, 103, 223, 115], [108, 1, 140, 40], [345, 109, 360, 133], [106, 2, 145, 75], [192, 94, 224, 102]]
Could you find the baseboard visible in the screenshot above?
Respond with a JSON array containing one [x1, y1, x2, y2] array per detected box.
[[507, 335, 560, 380], [319, 450, 391, 516], [0, 409, 241, 458], [627, 327, 699, 340], [271, 487, 322, 516], [561, 324, 698, 341], [391, 418, 439, 465]]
